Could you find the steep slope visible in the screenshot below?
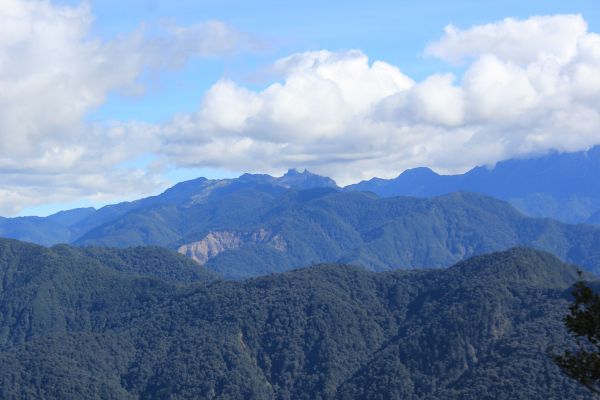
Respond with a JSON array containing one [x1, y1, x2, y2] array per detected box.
[[0, 246, 593, 399], [336, 248, 586, 399], [347, 145, 600, 224], [6, 145, 600, 244], [8, 159, 600, 280], [75, 183, 285, 249], [76, 190, 600, 279]]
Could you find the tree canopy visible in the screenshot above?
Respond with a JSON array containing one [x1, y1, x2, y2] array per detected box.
[[0, 240, 594, 399], [554, 275, 600, 394]]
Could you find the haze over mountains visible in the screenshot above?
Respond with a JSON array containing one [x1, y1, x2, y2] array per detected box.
[[4, 2, 600, 397], [3, 148, 600, 279], [0, 169, 338, 246], [1, 146, 600, 397], [0, 240, 593, 399], [348, 145, 600, 224]]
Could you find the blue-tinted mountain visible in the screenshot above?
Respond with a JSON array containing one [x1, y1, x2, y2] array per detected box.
[[0, 207, 95, 245], [347, 145, 600, 224], [238, 168, 338, 189], [7, 159, 600, 279], [275, 167, 339, 189], [5, 145, 600, 248], [0, 244, 593, 398], [0, 169, 337, 246]]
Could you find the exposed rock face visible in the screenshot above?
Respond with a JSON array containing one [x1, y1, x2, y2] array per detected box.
[[178, 229, 286, 264]]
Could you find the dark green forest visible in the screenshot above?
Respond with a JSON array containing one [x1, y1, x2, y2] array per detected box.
[[0, 238, 594, 399]]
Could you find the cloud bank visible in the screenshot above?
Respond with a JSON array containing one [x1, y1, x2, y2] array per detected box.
[[160, 14, 600, 185], [0, 0, 250, 215], [3, 3, 600, 215]]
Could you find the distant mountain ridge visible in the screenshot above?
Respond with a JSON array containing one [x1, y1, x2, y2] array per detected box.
[[347, 145, 600, 224], [5, 145, 600, 243], [0, 169, 337, 246], [5, 149, 600, 278]]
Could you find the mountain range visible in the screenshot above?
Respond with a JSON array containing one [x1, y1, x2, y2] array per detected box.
[[2, 150, 600, 397], [0, 240, 592, 399], [348, 145, 600, 224], [4, 151, 600, 278], [0, 169, 337, 246], [75, 189, 600, 279], [7, 145, 600, 249]]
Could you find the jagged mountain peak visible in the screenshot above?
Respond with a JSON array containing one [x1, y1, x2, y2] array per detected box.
[[275, 168, 338, 189]]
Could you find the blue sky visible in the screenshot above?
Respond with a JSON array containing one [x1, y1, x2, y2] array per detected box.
[[85, 0, 600, 120], [4, 0, 600, 216]]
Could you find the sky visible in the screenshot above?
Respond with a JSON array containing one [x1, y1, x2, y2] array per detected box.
[[3, 0, 600, 216]]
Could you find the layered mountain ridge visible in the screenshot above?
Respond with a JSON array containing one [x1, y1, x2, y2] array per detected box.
[[0, 241, 593, 399], [347, 145, 600, 224], [65, 189, 600, 279], [5, 149, 600, 279], [0, 169, 336, 246]]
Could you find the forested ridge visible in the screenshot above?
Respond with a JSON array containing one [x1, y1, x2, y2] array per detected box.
[[6, 169, 600, 280], [0, 239, 594, 399], [63, 190, 600, 279]]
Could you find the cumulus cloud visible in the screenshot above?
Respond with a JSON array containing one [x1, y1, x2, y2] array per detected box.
[[425, 14, 587, 65], [0, 0, 251, 215], [5, 7, 600, 215], [158, 14, 600, 185], [160, 50, 416, 182]]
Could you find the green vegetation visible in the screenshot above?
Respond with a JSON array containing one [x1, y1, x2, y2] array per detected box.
[[0, 238, 216, 349], [75, 245, 219, 283], [79, 190, 600, 279], [7, 173, 600, 281], [0, 239, 595, 399], [554, 277, 600, 394]]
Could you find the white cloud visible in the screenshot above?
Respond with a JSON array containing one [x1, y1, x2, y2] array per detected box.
[[160, 50, 416, 182], [158, 14, 600, 185], [425, 14, 587, 65], [0, 0, 251, 215], [5, 8, 600, 216]]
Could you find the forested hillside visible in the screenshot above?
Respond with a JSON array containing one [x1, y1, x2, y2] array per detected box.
[[77, 190, 600, 279], [0, 241, 594, 399], [0, 238, 216, 350], [0, 169, 335, 246]]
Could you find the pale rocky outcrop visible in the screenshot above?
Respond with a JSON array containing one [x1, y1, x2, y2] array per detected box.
[[178, 229, 286, 264]]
